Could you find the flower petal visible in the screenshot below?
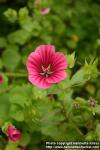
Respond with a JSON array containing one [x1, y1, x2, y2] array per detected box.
[[46, 71, 67, 83], [26, 52, 42, 75], [52, 52, 67, 71], [35, 45, 55, 67], [29, 74, 51, 89]]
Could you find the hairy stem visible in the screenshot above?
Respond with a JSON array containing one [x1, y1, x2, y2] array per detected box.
[[59, 99, 84, 136], [5, 72, 27, 77], [0, 85, 13, 95]]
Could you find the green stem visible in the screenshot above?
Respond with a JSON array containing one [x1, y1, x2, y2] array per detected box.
[[5, 72, 27, 77], [60, 101, 68, 121], [0, 85, 13, 95], [69, 119, 84, 136], [65, 80, 88, 90], [59, 99, 84, 136]]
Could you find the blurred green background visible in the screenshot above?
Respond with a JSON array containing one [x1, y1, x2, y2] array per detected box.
[[0, 0, 100, 150]]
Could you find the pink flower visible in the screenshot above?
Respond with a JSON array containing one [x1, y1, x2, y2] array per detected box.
[[18, 146, 26, 150], [0, 74, 4, 84], [40, 7, 50, 15], [26, 45, 68, 89], [6, 125, 21, 142]]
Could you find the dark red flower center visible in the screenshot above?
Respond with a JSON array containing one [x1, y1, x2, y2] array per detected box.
[[40, 64, 53, 77], [12, 133, 20, 138]]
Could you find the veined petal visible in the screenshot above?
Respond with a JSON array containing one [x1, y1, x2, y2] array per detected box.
[[35, 45, 55, 67], [29, 74, 51, 89], [46, 71, 67, 83], [26, 52, 42, 74], [52, 52, 67, 71]]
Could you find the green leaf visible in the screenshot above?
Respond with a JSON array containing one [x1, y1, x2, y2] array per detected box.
[[67, 40, 77, 49], [18, 7, 38, 32], [5, 142, 18, 150], [57, 88, 73, 113], [4, 8, 17, 23], [70, 69, 86, 86], [96, 124, 100, 140], [70, 59, 99, 87], [9, 104, 24, 121], [0, 37, 7, 48], [85, 84, 96, 95], [93, 106, 100, 115], [9, 85, 32, 107], [19, 132, 30, 146], [32, 87, 47, 100], [85, 131, 97, 141], [0, 59, 3, 69], [84, 59, 99, 79], [2, 122, 12, 133], [67, 52, 76, 68], [5, 44, 19, 51], [41, 123, 61, 140], [75, 97, 87, 105], [0, 94, 10, 120], [19, 17, 34, 32], [7, 29, 32, 45], [18, 7, 29, 19], [2, 49, 21, 70]]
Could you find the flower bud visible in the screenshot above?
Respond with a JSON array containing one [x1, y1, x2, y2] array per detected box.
[[0, 74, 4, 84], [40, 8, 50, 15], [88, 97, 97, 107], [6, 125, 21, 142]]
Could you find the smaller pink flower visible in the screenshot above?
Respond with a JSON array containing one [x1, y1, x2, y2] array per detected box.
[[0, 74, 4, 84], [6, 125, 21, 142], [40, 7, 50, 15], [18, 146, 26, 150]]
